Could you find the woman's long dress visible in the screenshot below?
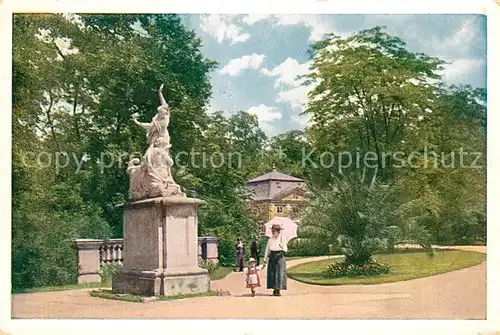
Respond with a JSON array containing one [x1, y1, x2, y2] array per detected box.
[[265, 234, 287, 290]]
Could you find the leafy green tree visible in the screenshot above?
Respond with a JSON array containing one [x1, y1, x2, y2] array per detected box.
[[300, 26, 486, 253], [194, 111, 264, 265], [12, 13, 218, 288], [267, 130, 314, 179], [302, 26, 445, 181]]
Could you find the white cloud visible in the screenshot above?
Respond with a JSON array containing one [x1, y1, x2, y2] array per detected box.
[[261, 58, 311, 87], [206, 97, 222, 115], [291, 113, 310, 128], [242, 14, 272, 25], [200, 14, 250, 45], [220, 54, 266, 76], [262, 58, 315, 114], [247, 104, 282, 123], [240, 14, 337, 42], [428, 19, 481, 59], [274, 15, 334, 42], [441, 58, 485, 85], [445, 19, 477, 49], [247, 104, 282, 134], [277, 85, 312, 112]]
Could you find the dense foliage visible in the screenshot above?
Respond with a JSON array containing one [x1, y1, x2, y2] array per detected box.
[[12, 16, 485, 288], [12, 14, 256, 288], [298, 27, 486, 264]]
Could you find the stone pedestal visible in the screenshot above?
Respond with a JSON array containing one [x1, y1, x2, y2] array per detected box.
[[112, 196, 209, 296], [199, 236, 219, 265], [73, 239, 102, 284]]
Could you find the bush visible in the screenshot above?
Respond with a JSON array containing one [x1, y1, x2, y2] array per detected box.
[[323, 259, 390, 278], [199, 259, 220, 275], [100, 263, 122, 282], [287, 238, 332, 257], [217, 238, 236, 267], [12, 204, 111, 289]]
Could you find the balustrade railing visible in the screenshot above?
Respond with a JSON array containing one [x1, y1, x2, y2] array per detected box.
[[99, 239, 124, 265], [73, 236, 219, 284]]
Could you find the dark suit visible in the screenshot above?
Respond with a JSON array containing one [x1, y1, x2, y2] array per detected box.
[[250, 240, 260, 266], [236, 242, 244, 271]]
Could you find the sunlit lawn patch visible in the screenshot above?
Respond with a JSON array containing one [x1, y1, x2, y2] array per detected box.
[[287, 250, 485, 285], [90, 290, 218, 303], [210, 266, 233, 280]]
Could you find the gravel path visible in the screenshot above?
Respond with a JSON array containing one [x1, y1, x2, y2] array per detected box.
[[11, 246, 486, 319]]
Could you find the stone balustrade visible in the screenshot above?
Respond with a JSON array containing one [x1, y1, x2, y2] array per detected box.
[[99, 239, 124, 265], [73, 236, 219, 284]]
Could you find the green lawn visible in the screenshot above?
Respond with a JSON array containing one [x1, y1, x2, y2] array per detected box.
[[12, 280, 112, 294], [210, 266, 233, 280], [287, 250, 486, 285], [90, 290, 218, 303], [286, 255, 328, 261], [12, 267, 232, 294]]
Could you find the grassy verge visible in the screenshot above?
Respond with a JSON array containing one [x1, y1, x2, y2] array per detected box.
[[286, 256, 323, 261], [90, 290, 218, 303], [210, 266, 233, 281], [12, 280, 112, 294], [287, 250, 486, 286], [13, 266, 232, 294]]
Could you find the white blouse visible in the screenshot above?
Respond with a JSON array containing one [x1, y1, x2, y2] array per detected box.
[[265, 234, 288, 259]]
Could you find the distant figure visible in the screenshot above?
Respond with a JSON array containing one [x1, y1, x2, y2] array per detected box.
[[264, 224, 287, 296], [245, 258, 261, 297], [250, 237, 260, 266], [235, 237, 244, 272]]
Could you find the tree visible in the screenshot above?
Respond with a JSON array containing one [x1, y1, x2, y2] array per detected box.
[[408, 84, 486, 244], [12, 13, 217, 288], [300, 168, 436, 265], [302, 26, 445, 181], [300, 26, 486, 252], [193, 111, 265, 265], [267, 130, 314, 179], [300, 170, 393, 265]]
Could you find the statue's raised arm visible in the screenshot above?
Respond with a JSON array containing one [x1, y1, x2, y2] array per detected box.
[[158, 84, 168, 107], [132, 114, 151, 130]]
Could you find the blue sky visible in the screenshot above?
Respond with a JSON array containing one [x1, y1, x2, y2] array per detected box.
[[180, 14, 487, 136]]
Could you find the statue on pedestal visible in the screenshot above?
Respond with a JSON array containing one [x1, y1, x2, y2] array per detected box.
[[114, 85, 208, 297], [127, 84, 185, 200]]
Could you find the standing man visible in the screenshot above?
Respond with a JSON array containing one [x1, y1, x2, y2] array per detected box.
[[250, 237, 260, 266], [235, 237, 244, 272]]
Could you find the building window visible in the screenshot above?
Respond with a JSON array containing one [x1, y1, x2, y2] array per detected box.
[[276, 206, 283, 213]]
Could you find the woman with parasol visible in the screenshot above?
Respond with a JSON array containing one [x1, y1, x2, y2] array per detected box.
[[264, 224, 288, 296]]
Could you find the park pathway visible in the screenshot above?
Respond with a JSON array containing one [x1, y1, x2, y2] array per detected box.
[[11, 246, 486, 319]]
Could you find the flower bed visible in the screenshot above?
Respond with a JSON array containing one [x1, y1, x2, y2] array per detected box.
[[323, 260, 390, 278]]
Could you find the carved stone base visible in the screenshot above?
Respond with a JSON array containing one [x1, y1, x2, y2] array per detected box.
[[112, 196, 208, 296], [112, 268, 209, 296], [78, 273, 101, 284]]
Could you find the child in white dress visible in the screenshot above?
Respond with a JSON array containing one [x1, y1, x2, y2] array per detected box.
[[246, 258, 261, 297]]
